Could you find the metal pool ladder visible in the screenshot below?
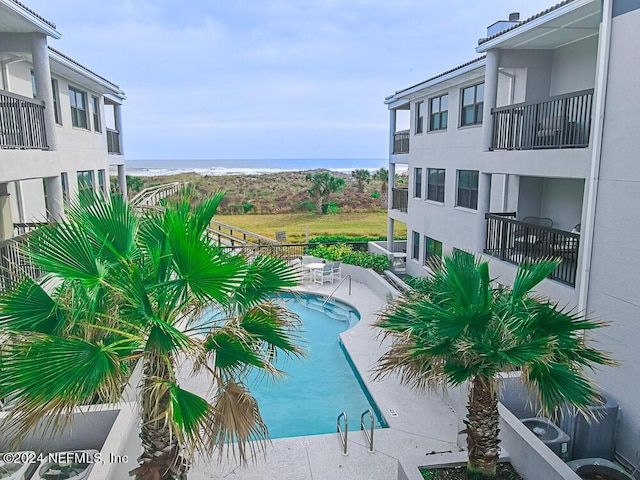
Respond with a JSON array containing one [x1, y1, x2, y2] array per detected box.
[[337, 411, 348, 455], [361, 409, 375, 453], [321, 275, 352, 308]]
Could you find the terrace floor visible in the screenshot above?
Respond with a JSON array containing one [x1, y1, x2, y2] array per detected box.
[[189, 279, 462, 480]]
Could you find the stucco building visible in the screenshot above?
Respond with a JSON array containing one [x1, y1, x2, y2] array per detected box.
[[385, 0, 639, 468], [0, 0, 126, 241]]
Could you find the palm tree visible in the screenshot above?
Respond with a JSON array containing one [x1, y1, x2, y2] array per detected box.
[[0, 191, 304, 480], [351, 169, 371, 193], [305, 171, 345, 214], [374, 251, 614, 479], [372, 168, 388, 207]]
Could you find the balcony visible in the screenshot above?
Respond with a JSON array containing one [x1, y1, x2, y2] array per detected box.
[[391, 187, 408, 212], [0, 90, 48, 150], [107, 128, 121, 154], [393, 130, 409, 154], [484, 213, 579, 287], [491, 89, 593, 151]]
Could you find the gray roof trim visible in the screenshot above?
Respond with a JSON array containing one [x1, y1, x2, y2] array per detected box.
[[385, 56, 486, 104], [477, 0, 577, 45], [48, 47, 125, 98], [7, 0, 56, 29]]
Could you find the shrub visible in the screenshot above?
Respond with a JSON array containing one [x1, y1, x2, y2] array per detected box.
[[241, 202, 254, 213], [307, 243, 390, 273], [298, 201, 315, 212], [370, 191, 381, 199], [325, 202, 340, 214]]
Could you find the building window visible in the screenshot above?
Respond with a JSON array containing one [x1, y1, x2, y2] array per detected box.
[[461, 83, 484, 126], [456, 170, 479, 210], [52, 79, 62, 125], [31, 70, 37, 99], [415, 101, 424, 134], [61, 172, 69, 204], [77, 170, 94, 191], [69, 86, 88, 129], [414, 168, 422, 198], [427, 168, 445, 203], [92, 96, 101, 132], [424, 236, 443, 265], [412, 231, 420, 261], [429, 94, 448, 131], [97, 169, 108, 196]]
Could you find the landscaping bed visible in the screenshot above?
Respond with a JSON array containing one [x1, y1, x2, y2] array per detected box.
[[420, 463, 523, 480]]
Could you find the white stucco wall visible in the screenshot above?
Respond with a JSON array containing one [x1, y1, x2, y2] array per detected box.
[[585, 5, 640, 467], [550, 36, 598, 96]]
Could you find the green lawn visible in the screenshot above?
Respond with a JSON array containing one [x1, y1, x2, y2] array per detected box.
[[214, 211, 405, 243]]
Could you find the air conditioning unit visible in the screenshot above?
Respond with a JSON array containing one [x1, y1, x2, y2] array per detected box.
[[521, 417, 570, 461], [567, 458, 633, 480], [0, 451, 39, 480], [558, 391, 619, 460], [31, 450, 99, 480]]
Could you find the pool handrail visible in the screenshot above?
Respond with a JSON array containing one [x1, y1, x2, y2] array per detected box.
[[360, 408, 375, 453], [321, 275, 352, 308], [337, 411, 348, 455]]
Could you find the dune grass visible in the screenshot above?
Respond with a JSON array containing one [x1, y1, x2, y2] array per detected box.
[[214, 211, 405, 243]]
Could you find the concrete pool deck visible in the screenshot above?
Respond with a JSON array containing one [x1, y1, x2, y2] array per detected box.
[[191, 278, 462, 480]]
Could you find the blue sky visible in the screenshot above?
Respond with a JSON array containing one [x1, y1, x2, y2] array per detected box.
[[27, 0, 557, 160]]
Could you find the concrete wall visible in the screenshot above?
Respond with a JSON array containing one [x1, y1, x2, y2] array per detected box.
[[586, 5, 640, 466], [550, 36, 598, 96], [516, 177, 584, 231]]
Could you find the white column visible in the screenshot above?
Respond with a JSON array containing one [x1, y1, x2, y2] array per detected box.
[[0, 184, 14, 240], [31, 33, 57, 151], [118, 164, 128, 199], [389, 110, 397, 156], [114, 103, 124, 154], [476, 173, 492, 252], [387, 218, 395, 252], [45, 176, 64, 221], [482, 49, 500, 152]]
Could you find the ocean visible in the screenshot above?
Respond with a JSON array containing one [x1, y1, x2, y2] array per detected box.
[[125, 158, 389, 177]]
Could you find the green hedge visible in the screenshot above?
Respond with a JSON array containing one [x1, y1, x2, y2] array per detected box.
[[307, 243, 390, 273], [308, 235, 386, 245]]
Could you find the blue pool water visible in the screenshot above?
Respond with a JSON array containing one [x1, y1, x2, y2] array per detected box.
[[244, 294, 385, 439]]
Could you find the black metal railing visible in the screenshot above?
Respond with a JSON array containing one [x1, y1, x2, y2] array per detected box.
[[0, 234, 42, 291], [391, 187, 408, 212], [393, 130, 409, 154], [106, 128, 121, 154], [13, 222, 46, 236], [492, 89, 593, 151], [0, 90, 48, 149], [484, 213, 580, 287]]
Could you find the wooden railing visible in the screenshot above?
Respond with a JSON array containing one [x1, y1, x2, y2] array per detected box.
[[0, 90, 48, 150], [209, 221, 277, 246], [391, 187, 408, 212], [130, 182, 184, 208], [484, 213, 580, 286], [492, 89, 593, 151], [106, 128, 121, 154], [0, 234, 42, 291], [393, 130, 409, 154]]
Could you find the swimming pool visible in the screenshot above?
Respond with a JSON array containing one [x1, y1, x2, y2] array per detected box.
[[244, 293, 385, 439]]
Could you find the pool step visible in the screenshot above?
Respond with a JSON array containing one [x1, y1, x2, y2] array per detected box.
[[302, 298, 352, 323]]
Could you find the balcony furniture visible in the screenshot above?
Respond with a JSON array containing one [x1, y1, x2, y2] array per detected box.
[[331, 262, 342, 282], [313, 263, 334, 285]]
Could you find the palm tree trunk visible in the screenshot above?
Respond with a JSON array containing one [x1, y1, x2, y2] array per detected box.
[[132, 359, 188, 480], [315, 194, 323, 215], [465, 375, 500, 479]]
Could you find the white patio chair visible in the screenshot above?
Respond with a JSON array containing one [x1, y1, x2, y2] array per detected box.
[[331, 261, 342, 282], [314, 262, 334, 285]]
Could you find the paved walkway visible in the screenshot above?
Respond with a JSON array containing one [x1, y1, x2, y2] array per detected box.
[[190, 279, 462, 480]]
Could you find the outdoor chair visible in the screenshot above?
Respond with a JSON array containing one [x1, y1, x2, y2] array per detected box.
[[331, 262, 342, 282], [513, 216, 554, 260], [314, 263, 334, 285]]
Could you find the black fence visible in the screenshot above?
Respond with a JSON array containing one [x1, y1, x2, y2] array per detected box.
[[492, 89, 593, 151], [393, 130, 409, 154], [106, 128, 121, 154], [391, 187, 408, 212], [484, 213, 579, 287]]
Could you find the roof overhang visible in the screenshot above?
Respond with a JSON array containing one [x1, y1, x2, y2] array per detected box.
[[0, 0, 61, 39], [385, 58, 486, 109], [49, 48, 126, 100], [476, 0, 600, 52]]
